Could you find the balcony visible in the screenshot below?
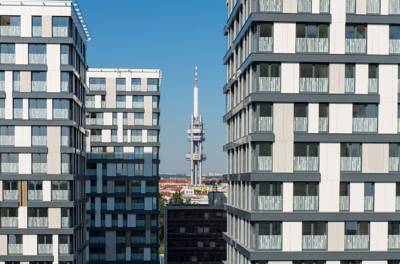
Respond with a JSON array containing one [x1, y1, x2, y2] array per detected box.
[[132, 203, 144, 210], [347, 0, 356, 13], [259, 0, 282, 12], [28, 217, 48, 228], [319, 117, 328, 132], [390, 39, 400, 53], [1, 217, 18, 227], [298, 0, 312, 12], [0, 135, 14, 145], [259, 37, 273, 52], [302, 235, 327, 250], [346, 39, 366, 54], [53, 109, 69, 120], [52, 190, 70, 201], [52, 26, 68, 37], [0, 53, 15, 64], [89, 84, 105, 91], [389, 157, 400, 172], [340, 196, 350, 211], [59, 244, 71, 255], [293, 196, 319, 211], [345, 235, 369, 250], [0, 26, 20, 36], [28, 190, 43, 200], [296, 38, 328, 53], [294, 156, 319, 171], [32, 163, 47, 174], [3, 190, 18, 201], [1, 163, 18, 173], [367, 0, 381, 13], [300, 78, 329, 93], [258, 235, 282, 250], [352, 118, 378, 133], [364, 196, 374, 211], [61, 81, 70, 92], [86, 118, 103, 126], [259, 77, 281, 92], [0, 108, 4, 119], [345, 78, 355, 93], [29, 54, 46, 64], [294, 117, 308, 132], [341, 157, 361, 171], [29, 109, 47, 119], [257, 116, 273, 132], [147, 135, 158, 143], [388, 235, 400, 249], [390, 0, 400, 14], [257, 156, 272, 171], [0, 80, 4, 91], [368, 78, 378, 93], [38, 244, 52, 255], [8, 244, 22, 255], [320, 0, 330, 12], [258, 196, 282, 210], [32, 136, 46, 146]]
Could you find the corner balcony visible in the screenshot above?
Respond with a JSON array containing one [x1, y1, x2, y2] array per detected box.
[[341, 157, 361, 171], [294, 117, 308, 132], [296, 38, 329, 53], [390, 0, 400, 14], [364, 196, 374, 211], [259, 0, 283, 12], [28, 217, 48, 228], [346, 39, 366, 54], [1, 217, 18, 228], [259, 37, 273, 52], [388, 235, 400, 250], [294, 156, 319, 171], [3, 190, 18, 201], [389, 157, 400, 172], [259, 77, 281, 92], [257, 156, 272, 171], [258, 235, 282, 250], [298, 0, 312, 12], [257, 196, 282, 210], [302, 235, 328, 250], [300, 78, 329, 93], [390, 39, 400, 54], [293, 196, 319, 211], [8, 244, 22, 255], [345, 235, 369, 250], [256, 116, 273, 132], [368, 78, 378, 93], [352, 117, 378, 133], [319, 117, 328, 132], [340, 196, 350, 211], [38, 244, 52, 255]]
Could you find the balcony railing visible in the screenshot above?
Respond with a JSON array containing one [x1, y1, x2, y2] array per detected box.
[[258, 235, 282, 250], [259, 77, 281, 92], [0, 53, 15, 64], [62, 217, 71, 228], [390, 0, 400, 14], [367, 0, 380, 13], [345, 78, 355, 93], [341, 157, 361, 171], [320, 0, 330, 12], [294, 156, 319, 171], [258, 196, 282, 210], [259, 0, 283, 12], [32, 26, 41, 37], [296, 38, 329, 53], [0, 135, 14, 145], [294, 117, 308, 132], [319, 117, 328, 132], [1, 163, 18, 173], [28, 190, 43, 200], [257, 116, 273, 132], [347, 0, 356, 13], [29, 54, 46, 64], [259, 37, 273, 52], [345, 235, 369, 250], [38, 244, 52, 255], [0, 26, 20, 36], [3, 190, 18, 201], [293, 196, 319, 211], [298, 0, 312, 12], [352, 117, 378, 132], [340, 196, 350, 211], [389, 157, 400, 172], [300, 77, 329, 93], [53, 109, 69, 119], [52, 26, 68, 37], [32, 136, 46, 146], [368, 78, 378, 93], [59, 244, 71, 255], [388, 235, 400, 249], [32, 163, 47, 174], [364, 196, 374, 211], [257, 156, 272, 171], [303, 235, 328, 250], [28, 217, 48, 228], [8, 244, 22, 255], [52, 190, 70, 201], [29, 109, 47, 119], [390, 39, 400, 53], [0, 81, 4, 91], [0, 108, 4, 119], [346, 39, 366, 54], [89, 84, 105, 91], [61, 81, 70, 92], [1, 217, 18, 227]]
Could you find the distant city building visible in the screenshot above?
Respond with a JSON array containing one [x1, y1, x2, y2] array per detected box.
[[186, 66, 206, 185], [224, 0, 400, 264], [164, 193, 227, 263], [85, 69, 161, 263]]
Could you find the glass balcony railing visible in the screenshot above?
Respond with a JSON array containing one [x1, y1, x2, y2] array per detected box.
[[341, 157, 361, 171], [61, 217, 71, 228], [368, 78, 378, 93], [29, 54, 46, 64], [0, 135, 14, 146], [259, 0, 283, 12], [364, 196, 374, 211], [0, 53, 15, 64], [345, 235, 369, 250], [59, 244, 71, 255], [259, 37, 273, 52], [296, 38, 329, 53], [293, 196, 319, 211], [32, 136, 46, 146], [38, 244, 52, 255], [28, 217, 48, 228], [259, 77, 281, 92], [28, 190, 43, 200], [257, 156, 272, 171], [257, 116, 273, 132], [32, 26, 41, 37], [32, 163, 47, 174], [1, 217, 18, 227], [298, 0, 312, 12], [258, 235, 282, 250], [352, 118, 378, 132], [29, 109, 47, 119], [346, 39, 366, 54], [390, 39, 400, 54], [320, 0, 330, 12], [52, 190, 70, 201], [8, 244, 22, 255], [90, 135, 102, 142], [294, 156, 319, 171], [389, 235, 400, 249], [389, 157, 400, 172], [258, 196, 282, 210], [0, 81, 4, 91], [3, 190, 18, 201], [300, 78, 329, 93], [52, 26, 68, 37], [302, 235, 328, 250], [0, 26, 20, 36], [294, 117, 308, 132], [397, 196, 400, 211], [367, 0, 380, 13], [345, 78, 355, 93], [89, 84, 105, 91], [340, 196, 350, 211], [1, 163, 18, 173], [319, 117, 328, 132], [347, 0, 356, 13], [390, 0, 400, 14]]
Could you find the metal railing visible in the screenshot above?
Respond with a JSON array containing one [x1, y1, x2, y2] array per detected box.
[[52, 190, 70, 201], [300, 78, 329, 93], [294, 117, 308, 132], [367, 0, 381, 13], [346, 39, 366, 53], [341, 157, 362, 171], [0, 26, 20, 36], [352, 117, 378, 132], [259, 77, 281, 92], [257, 116, 273, 132], [28, 217, 48, 228], [298, 0, 312, 12], [345, 235, 369, 250], [29, 54, 46, 64], [294, 156, 319, 171], [3, 190, 18, 200], [320, 0, 330, 12], [319, 117, 328, 132], [258, 235, 282, 250], [1, 217, 18, 227], [388, 235, 400, 249], [364, 196, 374, 211], [347, 0, 356, 13], [303, 235, 328, 250], [296, 38, 329, 53], [390, 39, 400, 53], [390, 0, 400, 13], [293, 196, 319, 210], [259, 0, 283, 12], [8, 244, 22, 255], [259, 37, 273, 52], [340, 196, 350, 211], [257, 156, 272, 171], [389, 157, 400, 172], [38, 244, 52, 255], [28, 190, 43, 200], [368, 78, 378, 93], [258, 196, 282, 210]]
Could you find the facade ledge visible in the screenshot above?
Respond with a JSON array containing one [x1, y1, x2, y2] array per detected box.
[[225, 172, 321, 182]]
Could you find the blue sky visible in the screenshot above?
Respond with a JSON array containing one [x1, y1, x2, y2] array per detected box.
[[78, 1, 227, 174]]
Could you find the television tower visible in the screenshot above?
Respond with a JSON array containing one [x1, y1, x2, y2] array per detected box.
[[186, 65, 206, 185]]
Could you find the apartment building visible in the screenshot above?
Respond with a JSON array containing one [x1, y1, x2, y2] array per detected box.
[[223, 0, 400, 264], [0, 1, 89, 264], [85, 69, 160, 263]]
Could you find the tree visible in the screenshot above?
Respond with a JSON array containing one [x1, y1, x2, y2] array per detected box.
[[159, 196, 167, 254], [169, 191, 185, 204]]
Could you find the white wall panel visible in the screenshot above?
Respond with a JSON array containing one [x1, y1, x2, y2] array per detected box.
[[282, 222, 302, 251], [329, 104, 352, 133], [350, 183, 364, 212], [281, 63, 299, 93], [378, 65, 398, 133], [367, 25, 389, 55], [274, 23, 296, 53], [370, 222, 388, 251]]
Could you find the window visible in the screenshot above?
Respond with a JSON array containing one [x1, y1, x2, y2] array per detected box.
[[32, 16, 42, 37], [60, 45, 70, 65], [0, 16, 20, 36], [152, 96, 159, 109], [152, 113, 159, 126], [353, 104, 378, 118], [258, 143, 272, 157], [319, 103, 329, 132], [32, 126, 47, 146], [340, 182, 350, 211], [116, 96, 126, 108], [300, 64, 328, 78], [52, 17, 70, 37], [61, 154, 70, 174], [61, 72, 71, 92], [13, 99, 22, 119], [389, 144, 400, 172], [0, 71, 4, 92], [260, 23, 272, 38], [345, 221, 369, 235], [345, 64, 356, 93], [32, 154, 47, 173], [346, 24, 366, 39], [259, 222, 281, 236], [364, 183, 374, 211], [294, 104, 308, 132], [0, 44, 15, 64], [53, 99, 70, 119], [31, 72, 46, 91], [133, 96, 144, 108], [131, 130, 142, 142], [147, 78, 159, 91], [1, 153, 18, 173], [259, 182, 281, 196], [89, 78, 105, 91], [134, 113, 144, 125], [116, 78, 126, 91], [340, 182, 350, 196], [147, 130, 158, 143], [29, 99, 47, 119], [131, 78, 141, 91], [260, 63, 280, 78], [12, 71, 19, 91], [0, 99, 4, 119], [294, 182, 318, 196], [302, 222, 326, 235], [28, 44, 46, 64], [61, 127, 70, 147], [296, 24, 328, 38], [389, 222, 400, 235], [0, 126, 14, 145]]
